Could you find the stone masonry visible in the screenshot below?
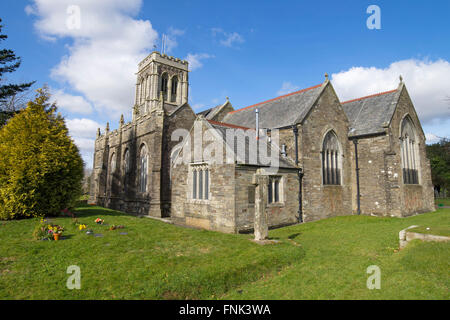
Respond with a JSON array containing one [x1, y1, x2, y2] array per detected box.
[[89, 51, 435, 233]]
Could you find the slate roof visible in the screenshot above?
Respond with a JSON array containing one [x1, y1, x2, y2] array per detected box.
[[222, 83, 324, 129], [197, 102, 228, 120], [206, 120, 296, 169], [341, 88, 400, 138]]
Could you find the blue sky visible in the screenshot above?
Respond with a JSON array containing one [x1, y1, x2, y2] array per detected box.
[[1, 0, 449, 167]]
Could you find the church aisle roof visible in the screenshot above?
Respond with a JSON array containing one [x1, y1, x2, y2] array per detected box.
[[341, 88, 400, 138], [197, 105, 222, 119], [222, 83, 324, 129]]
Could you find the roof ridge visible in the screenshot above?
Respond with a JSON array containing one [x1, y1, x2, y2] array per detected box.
[[228, 83, 323, 115], [341, 89, 398, 105], [207, 119, 254, 131]]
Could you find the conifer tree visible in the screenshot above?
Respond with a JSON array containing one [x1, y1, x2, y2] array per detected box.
[[0, 18, 35, 126], [0, 87, 84, 219]]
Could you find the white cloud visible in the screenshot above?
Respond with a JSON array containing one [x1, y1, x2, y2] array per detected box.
[[212, 28, 244, 47], [192, 103, 205, 111], [162, 27, 185, 53], [52, 89, 93, 114], [65, 118, 104, 168], [425, 133, 441, 144], [331, 59, 450, 124], [28, 0, 158, 118], [277, 82, 300, 96], [65, 118, 103, 139], [185, 53, 213, 71], [24, 5, 36, 16]]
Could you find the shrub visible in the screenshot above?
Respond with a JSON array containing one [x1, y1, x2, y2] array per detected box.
[[0, 87, 84, 219]]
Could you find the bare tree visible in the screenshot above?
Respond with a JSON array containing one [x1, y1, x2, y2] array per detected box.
[[0, 89, 31, 112]]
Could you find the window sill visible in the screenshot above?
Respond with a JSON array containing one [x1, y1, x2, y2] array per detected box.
[[188, 199, 210, 205], [268, 203, 285, 208]]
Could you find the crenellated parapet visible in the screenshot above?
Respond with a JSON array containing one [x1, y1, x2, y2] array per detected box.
[[134, 51, 189, 120], [138, 51, 189, 71]]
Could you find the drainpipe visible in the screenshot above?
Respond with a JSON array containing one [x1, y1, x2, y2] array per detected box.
[[255, 108, 259, 139], [297, 168, 304, 223], [353, 139, 361, 215], [293, 125, 303, 222], [293, 126, 299, 165]]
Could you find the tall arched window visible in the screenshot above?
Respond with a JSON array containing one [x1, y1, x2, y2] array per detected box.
[[400, 117, 419, 184], [139, 145, 148, 193], [160, 73, 168, 100], [123, 149, 130, 192], [108, 153, 116, 191], [322, 131, 341, 185], [170, 76, 178, 102]]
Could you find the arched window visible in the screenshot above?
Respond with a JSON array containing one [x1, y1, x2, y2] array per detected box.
[[171, 76, 178, 102], [160, 73, 168, 100], [108, 153, 116, 191], [123, 149, 130, 192], [139, 145, 148, 193], [400, 117, 419, 184], [322, 131, 341, 185]]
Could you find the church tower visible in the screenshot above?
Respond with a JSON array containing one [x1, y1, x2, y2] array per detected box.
[[133, 51, 189, 119]]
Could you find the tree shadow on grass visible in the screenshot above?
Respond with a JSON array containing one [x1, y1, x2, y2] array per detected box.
[[74, 202, 133, 218], [288, 233, 301, 240]]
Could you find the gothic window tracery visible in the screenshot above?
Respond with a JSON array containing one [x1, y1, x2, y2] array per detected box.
[[400, 116, 419, 184], [123, 149, 130, 192], [108, 152, 116, 192], [322, 131, 341, 185], [139, 145, 148, 193]]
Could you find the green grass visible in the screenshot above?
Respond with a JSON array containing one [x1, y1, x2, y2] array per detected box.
[[435, 198, 450, 207], [408, 226, 450, 237], [0, 204, 449, 300]]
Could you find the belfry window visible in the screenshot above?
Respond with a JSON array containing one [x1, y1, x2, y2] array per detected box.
[[171, 76, 178, 102], [322, 131, 341, 185], [160, 73, 168, 99], [139, 145, 148, 193], [191, 164, 209, 200], [400, 117, 419, 184]]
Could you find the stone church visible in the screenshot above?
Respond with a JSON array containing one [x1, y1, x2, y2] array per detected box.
[[89, 51, 435, 233]]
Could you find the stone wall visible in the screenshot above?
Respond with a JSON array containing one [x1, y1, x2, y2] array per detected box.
[[170, 119, 236, 233], [171, 162, 236, 233], [350, 85, 434, 217], [234, 166, 299, 232], [89, 102, 196, 218], [298, 82, 353, 221], [352, 134, 392, 216], [386, 85, 435, 215]]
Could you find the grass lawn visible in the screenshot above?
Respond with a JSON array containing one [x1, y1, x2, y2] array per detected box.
[[435, 198, 450, 207], [0, 204, 448, 300], [408, 226, 450, 237]]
